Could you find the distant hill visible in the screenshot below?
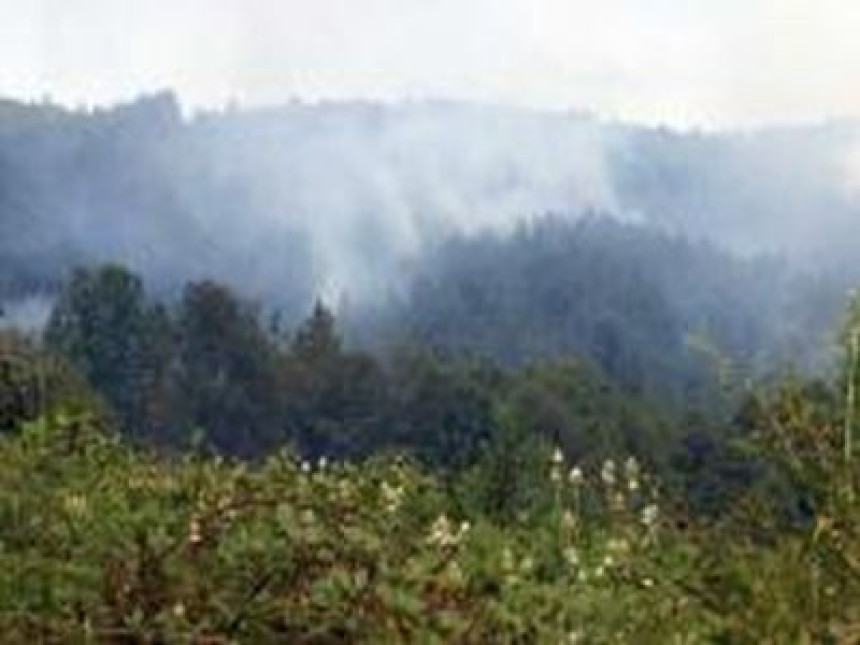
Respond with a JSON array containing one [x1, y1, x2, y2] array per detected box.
[[0, 94, 856, 376], [1, 93, 858, 303]]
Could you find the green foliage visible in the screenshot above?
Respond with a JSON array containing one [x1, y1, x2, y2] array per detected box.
[[380, 349, 496, 469], [0, 412, 710, 643], [44, 265, 171, 435], [291, 299, 342, 363], [170, 280, 280, 454], [0, 330, 93, 431], [682, 374, 860, 642], [460, 401, 554, 523], [16, 267, 860, 641], [504, 360, 674, 465], [45, 266, 678, 475], [3, 352, 860, 642], [394, 215, 802, 410]]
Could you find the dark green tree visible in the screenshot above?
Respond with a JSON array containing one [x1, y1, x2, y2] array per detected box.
[[383, 348, 496, 469], [44, 265, 167, 434], [291, 299, 341, 363], [281, 301, 387, 458], [0, 331, 93, 431], [171, 281, 278, 454]]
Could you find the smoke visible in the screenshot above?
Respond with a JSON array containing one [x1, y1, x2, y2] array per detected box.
[[53, 97, 623, 306], [0, 295, 53, 332], [203, 102, 623, 300], [2, 94, 860, 319], [844, 135, 860, 197], [609, 121, 860, 262]]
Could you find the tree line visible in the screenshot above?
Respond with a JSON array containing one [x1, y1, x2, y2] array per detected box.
[[5, 264, 685, 481]]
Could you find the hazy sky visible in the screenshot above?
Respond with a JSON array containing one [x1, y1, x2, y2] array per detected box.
[[2, 0, 859, 127]]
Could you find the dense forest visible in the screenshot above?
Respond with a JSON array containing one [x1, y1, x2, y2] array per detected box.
[[2, 290, 860, 641], [2, 95, 860, 641], [2, 93, 859, 309]]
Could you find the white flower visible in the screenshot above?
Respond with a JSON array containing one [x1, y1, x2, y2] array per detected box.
[[640, 504, 659, 527], [428, 515, 469, 548], [625, 457, 641, 492], [642, 577, 655, 588], [338, 479, 352, 500], [563, 546, 579, 567], [561, 509, 577, 530], [568, 466, 584, 486], [601, 459, 616, 486], [446, 561, 464, 584], [551, 447, 565, 464], [624, 456, 639, 478], [173, 602, 186, 619], [64, 494, 87, 515], [428, 514, 451, 546], [187, 516, 203, 545], [501, 547, 515, 572], [381, 481, 404, 513], [301, 461, 311, 473], [317, 456, 328, 470]]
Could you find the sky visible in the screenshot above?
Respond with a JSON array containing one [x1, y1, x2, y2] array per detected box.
[[1, 0, 860, 128]]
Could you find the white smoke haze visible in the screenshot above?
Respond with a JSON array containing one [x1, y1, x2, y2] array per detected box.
[[0, 295, 53, 332], [293, 105, 620, 297], [3, 1, 860, 128], [2, 0, 860, 321], [844, 136, 860, 197], [165, 101, 627, 302], [2, 94, 860, 317]]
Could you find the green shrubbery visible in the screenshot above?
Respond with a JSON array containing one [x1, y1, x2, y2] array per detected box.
[[2, 282, 859, 642], [0, 412, 687, 642], [0, 330, 94, 432], [1, 389, 858, 642]]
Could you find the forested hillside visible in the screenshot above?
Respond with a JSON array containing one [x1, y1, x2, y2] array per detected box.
[[1, 94, 857, 513], [2, 95, 860, 641], [1, 94, 859, 323], [2, 299, 860, 640]]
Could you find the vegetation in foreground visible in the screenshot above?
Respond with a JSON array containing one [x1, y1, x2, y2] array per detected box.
[[1, 272, 860, 642], [1, 371, 859, 642]]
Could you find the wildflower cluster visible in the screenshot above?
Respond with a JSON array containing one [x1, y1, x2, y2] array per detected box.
[[427, 514, 471, 549], [187, 514, 203, 546], [536, 446, 663, 590], [12, 406, 859, 643], [380, 480, 405, 514]]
